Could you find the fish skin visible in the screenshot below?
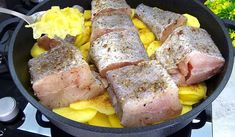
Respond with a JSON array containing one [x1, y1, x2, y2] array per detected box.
[[136, 3, 186, 42], [28, 44, 106, 109], [91, 0, 131, 20], [91, 14, 137, 42], [89, 30, 149, 77], [155, 26, 225, 85], [106, 60, 182, 127], [29, 43, 84, 83]]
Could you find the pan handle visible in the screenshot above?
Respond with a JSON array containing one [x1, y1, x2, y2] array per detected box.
[[0, 18, 19, 73], [222, 19, 235, 56], [191, 110, 207, 129], [0, 18, 19, 43], [35, 110, 50, 128]]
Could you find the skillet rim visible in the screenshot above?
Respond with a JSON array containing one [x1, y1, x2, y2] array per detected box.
[[8, 0, 234, 134]]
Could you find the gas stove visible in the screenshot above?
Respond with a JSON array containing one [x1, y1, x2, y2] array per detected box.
[[0, 1, 217, 137]]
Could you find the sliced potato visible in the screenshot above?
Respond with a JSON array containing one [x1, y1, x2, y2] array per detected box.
[[146, 41, 161, 56], [179, 83, 207, 100], [139, 29, 155, 45], [85, 21, 92, 27], [180, 99, 199, 106], [180, 94, 202, 103], [88, 112, 111, 127], [79, 42, 91, 61], [153, 120, 164, 125], [132, 18, 147, 29], [70, 92, 115, 115], [179, 83, 207, 105], [75, 26, 91, 47], [131, 9, 135, 18], [89, 64, 98, 71], [31, 43, 46, 58], [183, 14, 200, 28], [84, 10, 91, 20], [144, 44, 149, 49], [53, 107, 97, 123], [181, 105, 192, 115], [108, 114, 123, 128]]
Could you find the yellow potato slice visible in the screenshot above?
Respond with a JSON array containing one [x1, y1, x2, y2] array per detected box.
[[144, 44, 149, 49], [89, 64, 98, 71], [139, 29, 155, 45], [180, 94, 202, 103], [132, 18, 147, 29], [180, 99, 199, 106], [88, 112, 111, 127], [183, 14, 200, 28], [181, 105, 192, 115], [146, 41, 162, 57], [179, 83, 207, 105], [85, 21, 92, 27], [75, 26, 91, 47], [70, 92, 115, 115], [84, 10, 91, 20], [31, 43, 46, 58], [179, 83, 207, 98], [79, 42, 91, 61], [53, 107, 97, 123], [131, 9, 135, 18], [108, 114, 123, 128]]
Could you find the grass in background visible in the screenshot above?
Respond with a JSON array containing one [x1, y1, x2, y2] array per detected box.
[[205, 0, 235, 47]]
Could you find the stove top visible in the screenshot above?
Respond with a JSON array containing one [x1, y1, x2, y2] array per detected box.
[[0, 1, 213, 137]]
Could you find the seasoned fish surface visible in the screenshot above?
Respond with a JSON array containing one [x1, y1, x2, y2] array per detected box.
[[29, 43, 84, 82], [91, 14, 137, 42], [136, 4, 186, 41], [106, 60, 182, 127], [90, 30, 149, 77], [155, 26, 225, 85], [29, 44, 106, 109], [91, 0, 131, 19]]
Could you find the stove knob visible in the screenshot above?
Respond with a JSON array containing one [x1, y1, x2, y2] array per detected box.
[[0, 97, 19, 122]]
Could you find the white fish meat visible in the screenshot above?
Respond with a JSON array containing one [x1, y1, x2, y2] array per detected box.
[[28, 44, 107, 109], [106, 60, 182, 127], [89, 30, 148, 77], [91, 14, 137, 42], [155, 26, 225, 85], [136, 3, 186, 42], [91, 0, 131, 19]]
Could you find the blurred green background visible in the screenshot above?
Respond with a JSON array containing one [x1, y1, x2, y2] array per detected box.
[[205, 0, 235, 47]]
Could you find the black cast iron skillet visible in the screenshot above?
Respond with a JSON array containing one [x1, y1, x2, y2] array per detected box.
[[3, 0, 235, 136]]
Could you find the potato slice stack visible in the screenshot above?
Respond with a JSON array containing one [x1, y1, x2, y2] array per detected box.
[[74, 10, 92, 62], [53, 92, 123, 128], [132, 14, 161, 57], [179, 83, 207, 115]]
